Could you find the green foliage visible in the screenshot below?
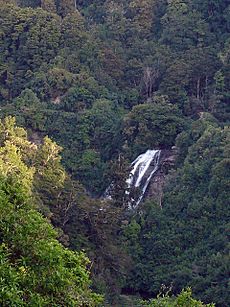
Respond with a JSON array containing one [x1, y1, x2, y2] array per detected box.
[[0, 182, 102, 305], [14, 88, 40, 107], [161, 1, 209, 51], [106, 154, 131, 207], [62, 86, 95, 111], [0, 0, 229, 304], [0, 3, 61, 99], [76, 149, 105, 195], [142, 288, 215, 306], [56, 0, 76, 17], [0, 117, 103, 306], [123, 101, 184, 157], [83, 99, 123, 160], [125, 122, 229, 306], [41, 0, 56, 13]]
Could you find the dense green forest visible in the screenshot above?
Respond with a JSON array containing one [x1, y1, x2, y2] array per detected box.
[[0, 0, 229, 306]]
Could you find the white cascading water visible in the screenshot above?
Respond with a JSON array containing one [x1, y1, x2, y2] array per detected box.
[[104, 149, 161, 208], [126, 149, 161, 208]]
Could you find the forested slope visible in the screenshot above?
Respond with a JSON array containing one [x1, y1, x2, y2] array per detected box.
[[0, 0, 229, 306]]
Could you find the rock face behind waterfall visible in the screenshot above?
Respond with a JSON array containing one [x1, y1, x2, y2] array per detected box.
[[144, 149, 177, 207], [126, 150, 161, 208], [127, 148, 177, 208], [105, 148, 176, 209]]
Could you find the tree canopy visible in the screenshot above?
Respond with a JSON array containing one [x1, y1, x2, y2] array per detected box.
[[0, 0, 229, 305], [0, 117, 102, 306]]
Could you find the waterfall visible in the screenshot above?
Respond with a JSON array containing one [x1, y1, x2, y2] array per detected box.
[[105, 149, 161, 208], [126, 150, 161, 208]]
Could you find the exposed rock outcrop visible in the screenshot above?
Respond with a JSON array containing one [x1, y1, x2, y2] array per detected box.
[[144, 148, 177, 207]]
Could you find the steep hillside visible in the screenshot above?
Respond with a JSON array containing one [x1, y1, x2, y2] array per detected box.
[[0, 0, 229, 305]]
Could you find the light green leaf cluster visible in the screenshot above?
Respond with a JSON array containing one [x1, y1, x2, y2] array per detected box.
[[0, 116, 103, 306], [142, 288, 215, 307]]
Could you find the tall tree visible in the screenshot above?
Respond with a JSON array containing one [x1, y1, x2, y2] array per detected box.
[[0, 116, 102, 306]]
